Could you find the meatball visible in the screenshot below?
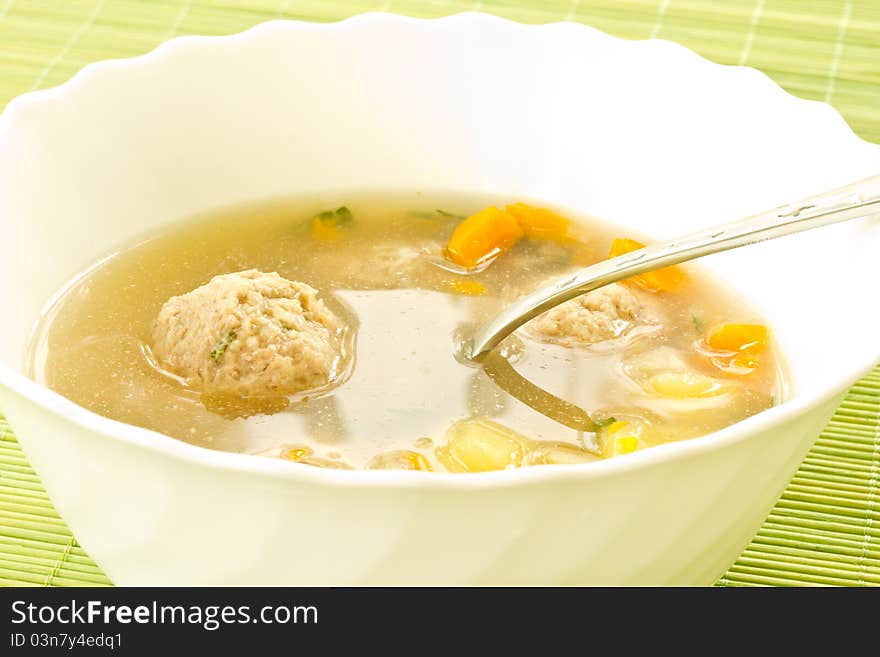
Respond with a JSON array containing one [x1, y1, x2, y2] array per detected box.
[[526, 283, 646, 347], [151, 270, 344, 397]]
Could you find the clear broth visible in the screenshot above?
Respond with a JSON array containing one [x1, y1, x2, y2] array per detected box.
[[29, 191, 783, 471]]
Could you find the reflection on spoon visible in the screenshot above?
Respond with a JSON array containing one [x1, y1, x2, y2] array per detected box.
[[480, 350, 599, 432]]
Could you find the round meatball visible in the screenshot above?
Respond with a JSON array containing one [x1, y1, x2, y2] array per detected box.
[[151, 270, 344, 397], [526, 283, 647, 347]]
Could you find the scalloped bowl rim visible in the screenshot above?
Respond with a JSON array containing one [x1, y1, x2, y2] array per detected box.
[[0, 11, 876, 490]]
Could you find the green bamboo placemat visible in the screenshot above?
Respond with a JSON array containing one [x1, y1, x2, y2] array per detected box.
[[0, 0, 878, 587]]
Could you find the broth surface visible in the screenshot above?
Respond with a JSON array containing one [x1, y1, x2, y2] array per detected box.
[[29, 191, 783, 471]]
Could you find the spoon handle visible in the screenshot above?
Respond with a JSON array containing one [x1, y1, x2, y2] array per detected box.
[[469, 174, 880, 360]]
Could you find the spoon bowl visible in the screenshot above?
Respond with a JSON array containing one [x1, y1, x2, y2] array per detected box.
[[469, 174, 880, 360]]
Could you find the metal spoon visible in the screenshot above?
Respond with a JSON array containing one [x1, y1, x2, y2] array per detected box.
[[468, 174, 880, 361]]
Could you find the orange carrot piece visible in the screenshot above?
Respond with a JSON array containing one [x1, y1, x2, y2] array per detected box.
[[705, 324, 769, 353], [608, 238, 685, 292], [701, 323, 770, 375], [446, 206, 524, 268], [505, 202, 572, 242]]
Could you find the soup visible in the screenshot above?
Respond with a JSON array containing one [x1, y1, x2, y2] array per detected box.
[[28, 191, 784, 472]]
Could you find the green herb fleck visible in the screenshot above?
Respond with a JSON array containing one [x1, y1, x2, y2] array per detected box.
[[770, 395, 776, 407], [210, 330, 237, 363], [435, 209, 465, 220], [593, 416, 617, 429], [692, 315, 705, 335], [409, 209, 464, 221], [315, 206, 353, 227]]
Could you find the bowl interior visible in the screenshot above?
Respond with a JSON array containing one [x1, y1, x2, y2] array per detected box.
[[1, 14, 879, 417]]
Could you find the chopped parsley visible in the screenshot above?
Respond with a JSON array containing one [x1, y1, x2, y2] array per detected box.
[[210, 330, 237, 363], [692, 315, 705, 335], [435, 209, 465, 220], [314, 206, 354, 227], [593, 416, 617, 429], [409, 209, 465, 221]]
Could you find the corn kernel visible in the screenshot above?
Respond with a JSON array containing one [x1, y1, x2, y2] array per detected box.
[[616, 437, 639, 454], [607, 420, 630, 433], [600, 418, 652, 457], [438, 419, 529, 473], [282, 445, 313, 461]]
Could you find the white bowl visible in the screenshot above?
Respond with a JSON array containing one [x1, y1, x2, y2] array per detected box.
[[1, 13, 878, 585]]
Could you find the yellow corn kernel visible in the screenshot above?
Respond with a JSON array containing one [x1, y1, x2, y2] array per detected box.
[[282, 445, 313, 461], [616, 437, 639, 454], [606, 420, 630, 433], [600, 419, 648, 457], [438, 419, 529, 473]]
